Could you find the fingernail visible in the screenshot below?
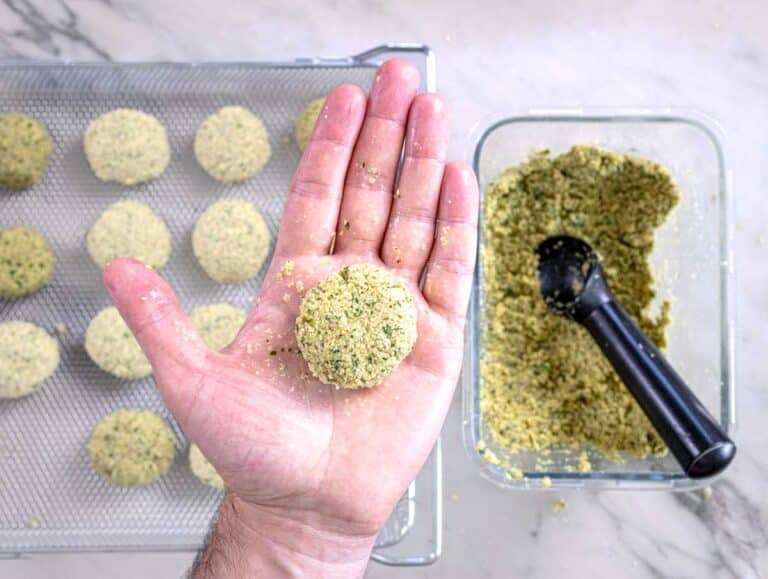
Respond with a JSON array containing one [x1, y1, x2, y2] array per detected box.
[[103, 258, 146, 296]]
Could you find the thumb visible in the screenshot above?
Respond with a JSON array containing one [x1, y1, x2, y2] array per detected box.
[[103, 259, 211, 410]]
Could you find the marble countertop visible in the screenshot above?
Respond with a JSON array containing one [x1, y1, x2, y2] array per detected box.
[[1, 0, 766, 577]]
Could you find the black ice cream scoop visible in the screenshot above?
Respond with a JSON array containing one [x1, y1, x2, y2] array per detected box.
[[535, 235, 736, 479]]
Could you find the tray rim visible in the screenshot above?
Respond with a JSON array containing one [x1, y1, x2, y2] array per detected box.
[[0, 43, 436, 75]]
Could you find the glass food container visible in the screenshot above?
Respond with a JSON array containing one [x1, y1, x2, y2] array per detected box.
[[463, 111, 735, 490]]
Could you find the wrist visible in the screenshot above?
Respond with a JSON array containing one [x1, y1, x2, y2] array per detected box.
[[194, 494, 377, 578]]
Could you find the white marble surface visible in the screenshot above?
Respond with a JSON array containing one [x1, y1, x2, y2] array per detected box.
[[1, 0, 767, 577]]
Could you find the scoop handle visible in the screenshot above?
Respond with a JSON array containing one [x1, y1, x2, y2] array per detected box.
[[582, 301, 736, 479]]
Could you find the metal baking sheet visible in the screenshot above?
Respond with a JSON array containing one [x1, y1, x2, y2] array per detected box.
[[0, 46, 440, 562]]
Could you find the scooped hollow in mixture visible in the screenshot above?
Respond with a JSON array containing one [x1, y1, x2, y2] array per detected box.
[[84, 109, 170, 185], [295, 264, 418, 388], [0, 321, 59, 399], [88, 409, 175, 486], [85, 306, 151, 379], [194, 106, 271, 183], [192, 199, 271, 284], [0, 226, 55, 298], [0, 113, 53, 190], [295, 97, 326, 151], [189, 443, 225, 490], [87, 200, 171, 270]]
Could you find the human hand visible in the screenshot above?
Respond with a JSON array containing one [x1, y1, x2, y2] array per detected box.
[[104, 58, 478, 578]]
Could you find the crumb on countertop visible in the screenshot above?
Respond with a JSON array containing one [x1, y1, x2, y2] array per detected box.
[[577, 451, 592, 473], [551, 498, 567, 513], [505, 467, 524, 480]]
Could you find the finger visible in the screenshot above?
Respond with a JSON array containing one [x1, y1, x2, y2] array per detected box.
[[103, 259, 211, 410], [423, 162, 479, 324], [274, 84, 367, 257], [381, 93, 449, 279], [334, 59, 420, 256]]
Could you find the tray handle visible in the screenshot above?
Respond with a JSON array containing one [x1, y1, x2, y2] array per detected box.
[[295, 44, 436, 92], [370, 438, 443, 567]]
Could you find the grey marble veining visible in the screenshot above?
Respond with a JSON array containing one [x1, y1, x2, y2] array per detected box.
[[1, 1, 767, 578]]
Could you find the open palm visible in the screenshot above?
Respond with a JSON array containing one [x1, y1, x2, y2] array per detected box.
[[104, 59, 478, 542]]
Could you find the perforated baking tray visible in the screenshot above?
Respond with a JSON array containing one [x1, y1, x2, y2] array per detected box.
[[0, 45, 441, 566]]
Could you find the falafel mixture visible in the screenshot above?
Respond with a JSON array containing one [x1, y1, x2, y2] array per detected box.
[[84, 109, 170, 185], [0, 226, 55, 298], [194, 106, 271, 183], [192, 199, 271, 284], [86, 200, 171, 270], [0, 113, 52, 190], [481, 145, 679, 461], [190, 303, 246, 351], [85, 306, 152, 379], [88, 409, 175, 486], [0, 321, 59, 399], [295, 98, 326, 151], [296, 264, 417, 388], [189, 443, 225, 490]]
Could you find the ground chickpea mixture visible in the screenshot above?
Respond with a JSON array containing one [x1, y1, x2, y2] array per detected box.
[[194, 106, 271, 183], [189, 443, 225, 490], [481, 145, 679, 463], [85, 306, 152, 379], [192, 199, 271, 284], [0, 113, 52, 190], [0, 321, 59, 399], [86, 200, 171, 270], [294, 97, 325, 151], [0, 226, 55, 298], [190, 303, 246, 352], [84, 109, 170, 185], [88, 409, 175, 486], [296, 264, 417, 388]]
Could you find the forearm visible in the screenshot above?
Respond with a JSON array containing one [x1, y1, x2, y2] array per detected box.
[[192, 494, 375, 579]]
